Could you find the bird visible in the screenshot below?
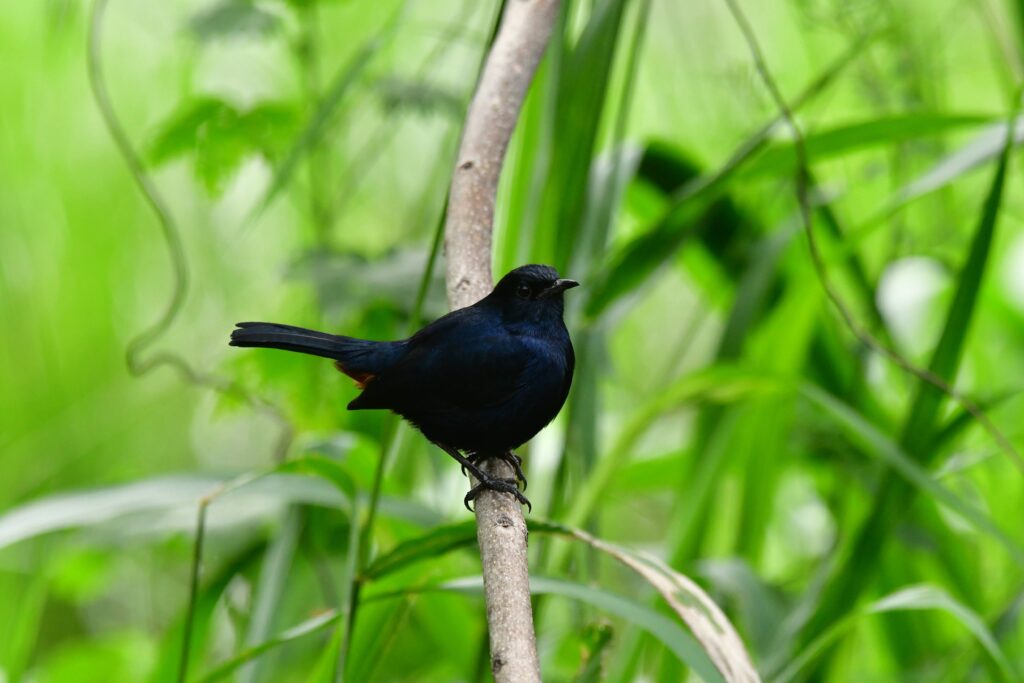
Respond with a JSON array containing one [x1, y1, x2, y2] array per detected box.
[[229, 264, 578, 511]]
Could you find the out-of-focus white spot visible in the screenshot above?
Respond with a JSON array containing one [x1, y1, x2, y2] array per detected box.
[[877, 256, 948, 353], [530, 421, 564, 476], [780, 475, 835, 558], [1002, 234, 1024, 311]]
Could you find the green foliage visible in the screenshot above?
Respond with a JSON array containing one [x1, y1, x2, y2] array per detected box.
[[3, 0, 1024, 681], [188, 0, 282, 42], [148, 98, 300, 194]]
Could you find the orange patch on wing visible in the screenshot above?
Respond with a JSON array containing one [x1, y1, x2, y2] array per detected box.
[[334, 361, 375, 389]]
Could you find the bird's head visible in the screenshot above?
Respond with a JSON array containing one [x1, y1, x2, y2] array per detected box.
[[489, 264, 579, 324]]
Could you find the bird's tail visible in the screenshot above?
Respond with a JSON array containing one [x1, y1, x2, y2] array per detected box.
[[230, 321, 355, 359], [230, 322, 400, 387]]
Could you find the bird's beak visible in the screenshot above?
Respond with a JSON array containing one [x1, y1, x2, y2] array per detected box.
[[540, 278, 580, 298]]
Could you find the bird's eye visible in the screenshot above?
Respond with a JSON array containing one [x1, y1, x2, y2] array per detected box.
[[516, 283, 532, 299]]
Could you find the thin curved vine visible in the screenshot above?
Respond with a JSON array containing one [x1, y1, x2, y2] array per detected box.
[[723, 0, 1024, 474]]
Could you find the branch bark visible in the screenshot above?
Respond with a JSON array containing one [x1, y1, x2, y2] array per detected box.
[[443, 1, 560, 680]]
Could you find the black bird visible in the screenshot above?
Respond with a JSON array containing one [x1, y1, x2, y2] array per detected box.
[[229, 264, 578, 511]]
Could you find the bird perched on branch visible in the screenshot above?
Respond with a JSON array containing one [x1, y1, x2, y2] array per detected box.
[[230, 264, 577, 511]]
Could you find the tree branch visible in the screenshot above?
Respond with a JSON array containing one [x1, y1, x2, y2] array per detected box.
[[443, 1, 560, 680]]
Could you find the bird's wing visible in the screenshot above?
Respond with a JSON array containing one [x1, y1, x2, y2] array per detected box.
[[353, 306, 529, 410]]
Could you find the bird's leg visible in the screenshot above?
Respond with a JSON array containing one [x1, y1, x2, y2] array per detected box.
[[489, 451, 527, 490], [465, 478, 531, 513], [501, 451, 526, 490], [435, 444, 531, 512], [461, 451, 527, 490]]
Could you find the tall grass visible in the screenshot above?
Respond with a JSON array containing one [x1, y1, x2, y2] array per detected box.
[[1, 0, 1023, 681]]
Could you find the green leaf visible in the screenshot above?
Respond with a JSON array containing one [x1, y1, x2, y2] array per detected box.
[[238, 507, 302, 683], [561, 365, 782, 533], [574, 621, 615, 683], [150, 544, 265, 683], [795, 99, 1019, 659], [360, 520, 760, 683], [374, 77, 462, 118], [802, 382, 1024, 565], [929, 390, 1018, 452], [0, 472, 348, 549], [567, 528, 761, 683], [409, 575, 727, 683], [698, 559, 790, 663], [801, 384, 1024, 565], [777, 584, 1016, 683], [196, 610, 340, 683], [188, 0, 281, 42], [363, 520, 477, 580], [900, 121, 1015, 452], [256, 6, 404, 212], [582, 157, 732, 318], [277, 455, 358, 505], [0, 572, 48, 681], [356, 520, 757, 679], [147, 98, 299, 194], [532, 0, 628, 272], [740, 114, 994, 179], [865, 117, 1024, 227], [866, 585, 1014, 679], [583, 39, 865, 318]]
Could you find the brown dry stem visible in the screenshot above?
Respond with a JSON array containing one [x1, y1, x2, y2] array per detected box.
[[442, 1, 560, 680]]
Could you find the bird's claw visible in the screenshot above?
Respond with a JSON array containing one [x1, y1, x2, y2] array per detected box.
[[464, 451, 527, 490], [500, 451, 527, 491], [464, 477, 532, 513]]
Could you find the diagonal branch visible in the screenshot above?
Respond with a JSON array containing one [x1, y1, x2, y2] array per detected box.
[[442, 1, 560, 681]]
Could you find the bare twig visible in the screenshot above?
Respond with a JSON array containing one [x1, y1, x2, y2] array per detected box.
[[443, 1, 560, 680], [445, 0, 560, 307]]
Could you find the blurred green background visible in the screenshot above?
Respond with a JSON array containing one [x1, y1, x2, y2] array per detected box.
[[3, 0, 1024, 680]]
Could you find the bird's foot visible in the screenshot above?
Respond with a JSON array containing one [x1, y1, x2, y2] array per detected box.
[[463, 476, 531, 513], [462, 451, 527, 490], [497, 451, 527, 491]]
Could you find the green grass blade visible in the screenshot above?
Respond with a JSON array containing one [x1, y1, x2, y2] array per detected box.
[[238, 507, 302, 683], [0, 457, 361, 550], [363, 521, 477, 580], [254, 5, 405, 215], [583, 38, 866, 318], [902, 128, 1015, 448], [532, 0, 628, 271], [149, 544, 264, 683], [559, 365, 781, 536], [527, 577, 724, 683], [775, 584, 1017, 683], [929, 390, 1018, 453], [195, 610, 340, 683], [362, 518, 759, 682], [801, 385, 1024, 565], [862, 117, 1023, 231], [568, 528, 761, 682], [0, 572, 47, 681], [867, 585, 1016, 681], [380, 575, 726, 683], [741, 114, 994, 179], [796, 96, 1019, 656]]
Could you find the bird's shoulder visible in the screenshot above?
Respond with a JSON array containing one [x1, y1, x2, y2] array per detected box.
[[408, 303, 501, 344], [358, 301, 571, 411], [403, 303, 524, 372]]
